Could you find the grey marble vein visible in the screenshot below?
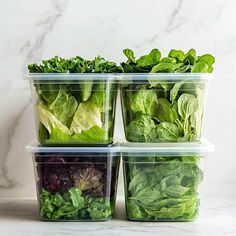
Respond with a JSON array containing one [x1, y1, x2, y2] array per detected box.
[[165, 0, 185, 32], [135, 0, 187, 48], [0, 0, 69, 189], [0, 100, 31, 188], [21, 0, 69, 67]]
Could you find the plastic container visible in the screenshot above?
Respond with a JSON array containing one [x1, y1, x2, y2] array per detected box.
[[26, 142, 120, 221], [27, 74, 118, 145], [122, 139, 214, 221], [120, 73, 212, 143]]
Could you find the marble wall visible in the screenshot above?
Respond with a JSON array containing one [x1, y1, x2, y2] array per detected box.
[[0, 0, 236, 198]]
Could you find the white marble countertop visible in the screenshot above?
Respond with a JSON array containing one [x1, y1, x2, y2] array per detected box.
[[0, 197, 235, 236]]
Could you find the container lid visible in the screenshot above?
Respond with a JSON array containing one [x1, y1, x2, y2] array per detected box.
[[26, 141, 120, 153], [119, 73, 213, 81], [26, 73, 213, 81], [121, 138, 214, 154], [26, 73, 116, 81]]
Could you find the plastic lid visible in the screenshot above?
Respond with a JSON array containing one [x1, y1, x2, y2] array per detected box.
[[119, 73, 213, 81], [26, 141, 120, 153], [26, 73, 213, 81], [26, 73, 117, 81], [121, 138, 214, 154]]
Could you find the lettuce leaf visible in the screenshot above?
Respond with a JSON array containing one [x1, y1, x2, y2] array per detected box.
[[46, 128, 72, 144], [46, 125, 107, 144], [80, 81, 93, 101], [49, 90, 78, 126], [70, 101, 102, 134], [73, 125, 107, 143], [37, 102, 72, 135]]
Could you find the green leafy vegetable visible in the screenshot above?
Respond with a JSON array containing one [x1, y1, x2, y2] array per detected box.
[[136, 49, 161, 68], [40, 188, 113, 221], [121, 48, 214, 142], [87, 197, 112, 220], [80, 81, 93, 102], [124, 155, 203, 221], [131, 88, 158, 116], [156, 122, 180, 142], [68, 188, 85, 209], [123, 49, 136, 64], [126, 114, 157, 142], [49, 90, 78, 126], [37, 102, 72, 135], [168, 49, 185, 62], [70, 101, 102, 134], [155, 98, 178, 123], [28, 56, 122, 144], [47, 128, 72, 143], [73, 125, 107, 144], [191, 62, 208, 73]]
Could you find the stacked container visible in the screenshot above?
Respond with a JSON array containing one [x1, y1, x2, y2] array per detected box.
[[119, 73, 214, 221], [26, 74, 120, 221], [26, 71, 214, 222]]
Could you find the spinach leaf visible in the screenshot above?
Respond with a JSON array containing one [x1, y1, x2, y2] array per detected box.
[[126, 114, 157, 142], [168, 49, 185, 62], [197, 54, 215, 73], [177, 94, 198, 121], [155, 98, 178, 123], [170, 81, 185, 104], [183, 48, 197, 65], [123, 49, 136, 63], [136, 49, 161, 68], [150, 63, 175, 73], [191, 62, 208, 73], [156, 122, 181, 142], [130, 187, 161, 206], [131, 88, 158, 116], [125, 155, 203, 220]]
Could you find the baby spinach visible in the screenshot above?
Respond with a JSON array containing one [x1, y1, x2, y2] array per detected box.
[[122, 48, 215, 73], [121, 48, 214, 142], [124, 155, 203, 221], [126, 114, 157, 142]]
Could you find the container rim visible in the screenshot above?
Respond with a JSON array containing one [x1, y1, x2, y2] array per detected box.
[[121, 138, 214, 154], [26, 141, 120, 153], [26, 73, 213, 81], [119, 73, 213, 80], [26, 73, 115, 81]]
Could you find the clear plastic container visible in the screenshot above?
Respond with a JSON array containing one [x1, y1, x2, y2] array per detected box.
[[27, 74, 118, 145], [120, 73, 212, 143], [122, 139, 214, 221], [26, 142, 120, 221]]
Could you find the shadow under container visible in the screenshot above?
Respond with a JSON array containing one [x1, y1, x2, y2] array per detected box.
[[27, 74, 118, 146], [122, 139, 214, 221], [26, 143, 120, 221], [120, 73, 212, 143]]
